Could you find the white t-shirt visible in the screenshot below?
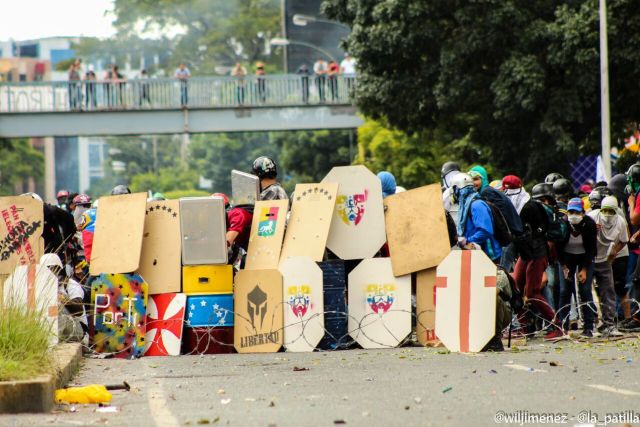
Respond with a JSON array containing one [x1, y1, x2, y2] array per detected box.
[[587, 209, 629, 262], [340, 57, 356, 75]]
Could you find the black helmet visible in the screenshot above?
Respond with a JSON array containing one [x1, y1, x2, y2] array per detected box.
[[552, 178, 572, 197], [608, 173, 627, 199], [531, 183, 553, 200], [252, 156, 277, 179], [544, 173, 564, 184], [441, 161, 460, 178], [588, 190, 604, 209], [111, 185, 131, 195]]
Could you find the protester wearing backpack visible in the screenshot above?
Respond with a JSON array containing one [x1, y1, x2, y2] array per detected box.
[[451, 173, 502, 262], [557, 198, 598, 338], [468, 166, 523, 270], [502, 176, 563, 339], [531, 183, 569, 312]]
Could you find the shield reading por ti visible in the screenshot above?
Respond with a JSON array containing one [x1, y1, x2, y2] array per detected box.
[[348, 258, 411, 349], [280, 183, 338, 263], [384, 184, 450, 276], [279, 256, 324, 352], [321, 165, 385, 260], [0, 196, 44, 274], [231, 169, 260, 205], [89, 193, 147, 275], [180, 197, 227, 265], [4, 264, 58, 347], [136, 200, 181, 294], [245, 200, 289, 270], [435, 250, 497, 353], [90, 273, 148, 358], [234, 269, 283, 353]]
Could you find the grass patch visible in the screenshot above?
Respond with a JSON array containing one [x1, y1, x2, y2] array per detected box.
[[0, 298, 53, 381]]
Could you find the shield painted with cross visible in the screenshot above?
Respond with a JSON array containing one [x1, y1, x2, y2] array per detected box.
[[435, 250, 497, 353]]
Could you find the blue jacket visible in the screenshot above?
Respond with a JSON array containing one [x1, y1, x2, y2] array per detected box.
[[464, 199, 503, 261]]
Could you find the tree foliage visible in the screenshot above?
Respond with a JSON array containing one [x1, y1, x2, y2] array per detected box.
[[323, 0, 640, 180], [0, 140, 44, 196]]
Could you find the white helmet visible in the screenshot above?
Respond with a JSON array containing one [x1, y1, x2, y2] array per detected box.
[[601, 196, 618, 211], [450, 173, 474, 191], [40, 253, 63, 268]]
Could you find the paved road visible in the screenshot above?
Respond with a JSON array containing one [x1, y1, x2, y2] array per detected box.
[[3, 338, 640, 427]]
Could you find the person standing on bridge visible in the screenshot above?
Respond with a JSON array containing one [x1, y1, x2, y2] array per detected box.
[[67, 60, 81, 110], [297, 64, 311, 103], [327, 59, 340, 101], [255, 62, 266, 103], [252, 156, 288, 201], [84, 64, 97, 109], [232, 62, 247, 105], [175, 63, 191, 107], [313, 58, 328, 102]]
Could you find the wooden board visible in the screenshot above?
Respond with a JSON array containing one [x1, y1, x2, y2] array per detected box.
[[0, 197, 43, 274], [234, 269, 283, 353], [384, 184, 451, 276], [136, 200, 181, 294], [416, 267, 439, 346], [89, 193, 147, 275], [144, 293, 186, 357], [280, 183, 338, 262], [90, 273, 148, 358], [279, 256, 324, 352], [180, 197, 227, 265], [435, 250, 497, 353], [245, 200, 289, 270], [322, 165, 386, 260], [4, 264, 58, 347], [347, 258, 411, 349]]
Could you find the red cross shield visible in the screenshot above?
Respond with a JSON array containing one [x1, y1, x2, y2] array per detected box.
[[434, 250, 497, 353], [144, 293, 186, 356]]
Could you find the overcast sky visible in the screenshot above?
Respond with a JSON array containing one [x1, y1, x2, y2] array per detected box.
[[0, 0, 116, 41]]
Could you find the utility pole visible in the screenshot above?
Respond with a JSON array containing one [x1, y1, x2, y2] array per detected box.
[[600, 0, 612, 180]]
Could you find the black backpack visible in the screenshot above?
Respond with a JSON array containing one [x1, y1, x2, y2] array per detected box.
[[536, 201, 567, 243], [469, 199, 513, 247]]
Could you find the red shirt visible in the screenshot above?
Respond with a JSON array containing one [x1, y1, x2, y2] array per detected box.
[[227, 207, 253, 250]]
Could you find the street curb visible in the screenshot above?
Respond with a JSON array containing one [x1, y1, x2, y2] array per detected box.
[[0, 342, 83, 413]]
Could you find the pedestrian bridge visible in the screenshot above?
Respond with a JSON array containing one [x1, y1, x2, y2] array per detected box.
[[0, 75, 361, 138]]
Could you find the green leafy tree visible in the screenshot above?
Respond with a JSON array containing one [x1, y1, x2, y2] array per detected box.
[[323, 0, 640, 181], [0, 140, 44, 196], [355, 119, 491, 189]]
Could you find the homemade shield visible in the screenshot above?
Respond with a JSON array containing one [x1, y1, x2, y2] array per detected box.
[[0, 196, 44, 274], [234, 269, 283, 353], [89, 193, 147, 275], [4, 264, 58, 346], [416, 267, 439, 346], [280, 183, 338, 262], [435, 250, 497, 353], [136, 200, 181, 294], [321, 165, 385, 260], [384, 184, 451, 276], [90, 273, 148, 358], [144, 293, 186, 357], [245, 200, 289, 270], [180, 197, 227, 265], [348, 258, 411, 349], [279, 256, 324, 352], [231, 169, 260, 205]]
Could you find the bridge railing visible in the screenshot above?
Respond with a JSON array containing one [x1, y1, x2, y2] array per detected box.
[[0, 74, 356, 113]]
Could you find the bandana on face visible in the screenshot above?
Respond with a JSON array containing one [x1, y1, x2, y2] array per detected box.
[[457, 186, 479, 236], [504, 188, 531, 214]]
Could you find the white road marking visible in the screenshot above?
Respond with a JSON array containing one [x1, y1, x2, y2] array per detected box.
[[587, 384, 640, 396]]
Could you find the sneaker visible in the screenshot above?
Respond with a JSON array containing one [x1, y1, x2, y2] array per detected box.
[[580, 329, 594, 338], [601, 325, 624, 337], [619, 317, 640, 332], [544, 329, 566, 341]]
